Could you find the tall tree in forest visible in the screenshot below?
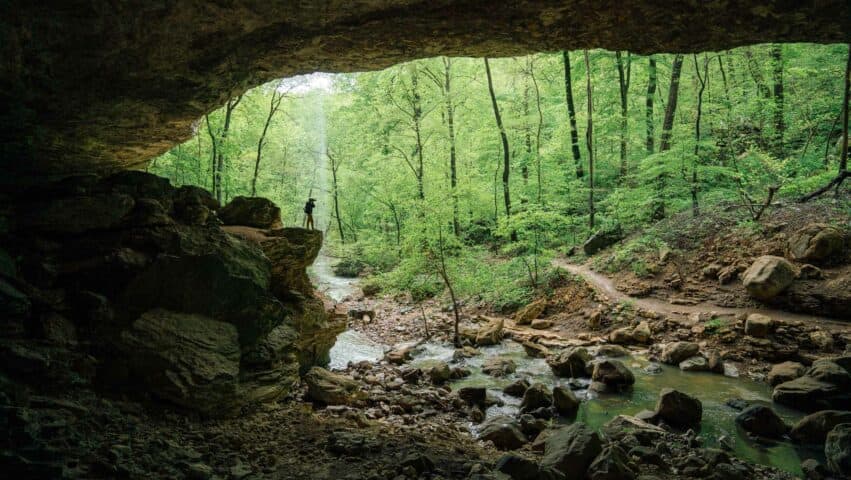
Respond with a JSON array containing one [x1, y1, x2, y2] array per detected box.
[[615, 51, 632, 178], [209, 94, 243, 203], [562, 51, 584, 178], [523, 56, 544, 202], [327, 150, 345, 243], [252, 81, 286, 197], [659, 55, 684, 152], [205, 114, 218, 191], [771, 44, 785, 156], [692, 54, 709, 217], [583, 50, 595, 229], [645, 57, 657, 154], [484, 58, 513, 231], [389, 64, 428, 200]]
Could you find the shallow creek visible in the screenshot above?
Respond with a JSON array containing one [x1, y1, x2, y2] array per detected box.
[[316, 255, 817, 476]]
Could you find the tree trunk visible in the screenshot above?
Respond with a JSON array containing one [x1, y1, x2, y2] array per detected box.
[[659, 55, 684, 152], [646, 57, 657, 154], [443, 57, 460, 236], [328, 152, 345, 243], [529, 58, 544, 203], [583, 50, 595, 230], [252, 87, 284, 197], [563, 51, 584, 178], [484, 58, 513, 233], [615, 51, 631, 178], [771, 44, 785, 157], [692, 54, 709, 218], [840, 44, 851, 174], [522, 84, 531, 184], [410, 65, 425, 200], [205, 114, 218, 195], [214, 94, 243, 204]]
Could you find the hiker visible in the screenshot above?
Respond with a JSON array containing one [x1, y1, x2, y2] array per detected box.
[[303, 198, 316, 230]]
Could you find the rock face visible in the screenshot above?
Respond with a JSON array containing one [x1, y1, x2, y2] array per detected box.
[[304, 367, 359, 405], [1, 171, 336, 415], [6, 2, 849, 180], [741, 256, 796, 301], [787, 224, 844, 263], [218, 196, 282, 229]]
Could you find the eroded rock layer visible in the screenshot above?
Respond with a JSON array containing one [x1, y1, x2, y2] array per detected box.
[[1, 1, 850, 180]]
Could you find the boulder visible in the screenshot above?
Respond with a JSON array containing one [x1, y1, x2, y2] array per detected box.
[[239, 323, 300, 404], [596, 345, 630, 358], [553, 386, 580, 416], [304, 367, 359, 405], [744, 314, 773, 337], [587, 445, 635, 480], [475, 317, 504, 346], [791, 410, 851, 444], [494, 454, 540, 480], [427, 361, 451, 384], [479, 416, 528, 450], [514, 298, 546, 325], [521, 383, 553, 414], [679, 356, 709, 372], [609, 327, 633, 345], [631, 321, 652, 344], [482, 356, 517, 377], [218, 196, 282, 228], [17, 193, 136, 234], [118, 309, 241, 416], [661, 342, 700, 365], [503, 379, 531, 397], [809, 331, 835, 351], [590, 360, 635, 393], [655, 388, 702, 429], [548, 347, 592, 378], [522, 340, 551, 359], [583, 226, 624, 256], [768, 361, 805, 387], [458, 387, 487, 409], [741, 255, 796, 301], [788, 224, 844, 263], [735, 405, 788, 439], [540, 422, 603, 477], [825, 423, 851, 476], [531, 319, 554, 330], [255, 228, 323, 296], [807, 359, 851, 387], [601, 415, 666, 445], [772, 376, 850, 412]]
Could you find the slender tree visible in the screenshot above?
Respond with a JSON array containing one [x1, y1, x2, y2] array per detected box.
[[484, 58, 513, 229], [213, 94, 243, 203], [615, 51, 632, 178], [562, 51, 584, 178], [659, 55, 684, 152], [771, 44, 785, 156], [251, 82, 286, 197], [645, 56, 657, 154], [583, 50, 595, 229], [692, 54, 709, 217], [326, 150, 345, 243]]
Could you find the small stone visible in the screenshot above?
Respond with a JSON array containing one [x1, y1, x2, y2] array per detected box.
[[744, 314, 773, 337]]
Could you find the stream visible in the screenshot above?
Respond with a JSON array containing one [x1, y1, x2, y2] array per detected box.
[[316, 253, 819, 476]]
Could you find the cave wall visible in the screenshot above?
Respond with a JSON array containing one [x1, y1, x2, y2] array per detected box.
[[1, 0, 850, 183]]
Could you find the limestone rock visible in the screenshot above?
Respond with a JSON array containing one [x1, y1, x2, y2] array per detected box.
[[679, 356, 709, 372], [17, 193, 135, 234], [514, 298, 546, 325], [548, 347, 591, 378], [118, 309, 241, 416], [218, 196, 282, 229], [631, 321, 652, 344], [772, 376, 850, 412], [503, 379, 530, 398], [494, 454, 540, 480], [540, 422, 602, 477], [601, 415, 665, 445], [661, 342, 700, 365], [427, 361, 451, 384], [735, 405, 788, 439], [530, 319, 554, 330], [482, 356, 516, 377], [744, 314, 773, 337], [609, 327, 633, 345], [807, 359, 851, 387], [520, 383, 553, 414], [825, 423, 851, 476], [587, 445, 634, 480], [655, 388, 702, 429], [553, 386, 579, 416], [768, 361, 805, 387], [304, 367, 359, 405], [590, 359, 635, 393], [788, 223, 844, 263], [791, 410, 851, 444], [583, 226, 624, 255], [479, 416, 528, 450], [742, 256, 796, 301]]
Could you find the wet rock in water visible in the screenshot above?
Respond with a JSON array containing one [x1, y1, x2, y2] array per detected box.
[[427, 361, 451, 384], [809, 331, 835, 352], [482, 356, 517, 377], [475, 317, 504, 346], [725, 398, 751, 411], [679, 356, 709, 372], [661, 342, 699, 365], [519, 414, 549, 438], [807, 359, 851, 387], [801, 458, 829, 480], [218, 196, 282, 228], [609, 327, 634, 345], [791, 410, 851, 444], [825, 423, 851, 476], [522, 341, 551, 359], [503, 379, 530, 398], [553, 386, 579, 416], [787, 223, 844, 263], [117, 309, 241, 416], [735, 405, 788, 439], [451, 366, 472, 379], [583, 226, 624, 255], [772, 376, 849, 412], [596, 345, 630, 358], [514, 298, 547, 325], [453, 345, 480, 361], [521, 383, 553, 414], [601, 415, 665, 445], [744, 314, 773, 337], [741, 255, 796, 301], [590, 360, 635, 393], [304, 367, 359, 405], [768, 361, 806, 387], [654, 389, 702, 429], [548, 347, 592, 378], [632, 321, 652, 344], [479, 416, 528, 450], [458, 386, 487, 409], [587, 444, 635, 480], [385, 343, 415, 365], [539, 422, 603, 477], [644, 363, 663, 375], [494, 454, 540, 480]]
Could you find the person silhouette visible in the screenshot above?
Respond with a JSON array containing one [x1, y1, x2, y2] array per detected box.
[[303, 198, 316, 230]]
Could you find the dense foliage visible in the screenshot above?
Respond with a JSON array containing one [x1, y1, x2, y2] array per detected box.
[[151, 43, 850, 309]]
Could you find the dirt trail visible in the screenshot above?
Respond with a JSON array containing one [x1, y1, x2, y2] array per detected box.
[[552, 258, 851, 331]]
